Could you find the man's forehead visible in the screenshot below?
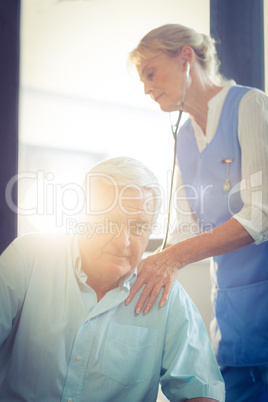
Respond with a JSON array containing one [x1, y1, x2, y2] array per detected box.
[[86, 181, 156, 215]]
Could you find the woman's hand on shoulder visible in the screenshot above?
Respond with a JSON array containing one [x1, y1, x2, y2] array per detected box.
[[125, 244, 183, 314]]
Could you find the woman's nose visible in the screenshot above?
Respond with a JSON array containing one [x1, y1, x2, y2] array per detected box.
[[144, 80, 152, 95]]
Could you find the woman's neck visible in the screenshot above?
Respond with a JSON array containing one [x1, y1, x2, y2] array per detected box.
[[183, 67, 223, 134]]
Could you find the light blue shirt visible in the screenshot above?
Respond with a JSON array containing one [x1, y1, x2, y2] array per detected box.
[[0, 233, 225, 402]]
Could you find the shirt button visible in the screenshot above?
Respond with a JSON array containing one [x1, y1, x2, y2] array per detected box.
[[76, 355, 82, 361]]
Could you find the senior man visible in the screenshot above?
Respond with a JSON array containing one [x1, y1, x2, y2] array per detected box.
[[0, 157, 225, 402]]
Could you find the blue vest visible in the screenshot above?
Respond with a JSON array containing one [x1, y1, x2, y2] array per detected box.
[[177, 86, 268, 366]]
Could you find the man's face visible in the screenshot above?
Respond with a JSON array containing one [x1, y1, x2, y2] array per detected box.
[[79, 181, 156, 287]]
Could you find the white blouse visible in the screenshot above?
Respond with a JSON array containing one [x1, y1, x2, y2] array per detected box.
[[168, 81, 268, 245]]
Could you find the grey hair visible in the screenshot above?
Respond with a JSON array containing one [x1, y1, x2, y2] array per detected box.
[[84, 156, 161, 216]]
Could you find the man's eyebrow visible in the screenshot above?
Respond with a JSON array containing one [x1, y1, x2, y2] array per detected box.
[[133, 216, 153, 225], [101, 212, 121, 220]]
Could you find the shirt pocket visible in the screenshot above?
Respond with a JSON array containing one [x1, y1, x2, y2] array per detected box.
[[102, 322, 158, 385]]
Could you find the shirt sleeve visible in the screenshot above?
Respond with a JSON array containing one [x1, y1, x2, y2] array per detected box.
[[233, 89, 268, 244], [0, 238, 31, 347], [160, 283, 225, 402]]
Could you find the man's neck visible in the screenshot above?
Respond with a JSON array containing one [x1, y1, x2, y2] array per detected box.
[[86, 276, 119, 302]]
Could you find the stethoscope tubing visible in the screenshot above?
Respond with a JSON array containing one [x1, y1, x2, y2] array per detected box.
[[160, 61, 190, 251]]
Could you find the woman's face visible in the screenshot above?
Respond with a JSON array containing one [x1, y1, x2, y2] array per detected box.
[[138, 52, 186, 112]]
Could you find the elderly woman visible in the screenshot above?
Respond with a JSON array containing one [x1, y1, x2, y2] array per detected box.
[[126, 24, 268, 401]]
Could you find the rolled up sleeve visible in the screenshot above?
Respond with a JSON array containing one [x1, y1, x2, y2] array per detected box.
[[233, 89, 268, 244], [160, 283, 225, 402]]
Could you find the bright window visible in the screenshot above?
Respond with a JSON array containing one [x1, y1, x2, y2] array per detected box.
[[18, 0, 209, 238]]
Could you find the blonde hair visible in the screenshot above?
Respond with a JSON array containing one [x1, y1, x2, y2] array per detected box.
[[129, 24, 223, 84]]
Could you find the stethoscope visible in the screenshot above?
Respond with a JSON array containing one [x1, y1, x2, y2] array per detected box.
[[160, 61, 190, 251]]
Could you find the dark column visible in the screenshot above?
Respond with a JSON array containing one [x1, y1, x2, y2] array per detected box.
[[0, 1, 20, 253], [210, 0, 265, 91]]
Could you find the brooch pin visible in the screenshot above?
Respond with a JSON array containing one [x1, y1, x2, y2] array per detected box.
[[222, 159, 232, 192]]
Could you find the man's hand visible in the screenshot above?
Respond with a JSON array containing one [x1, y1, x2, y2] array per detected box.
[[125, 246, 182, 313]]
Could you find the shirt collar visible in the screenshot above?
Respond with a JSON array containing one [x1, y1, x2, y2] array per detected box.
[[208, 80, 236, 111], [71, 235, 88, 284], [120, 268, 137, 290]]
